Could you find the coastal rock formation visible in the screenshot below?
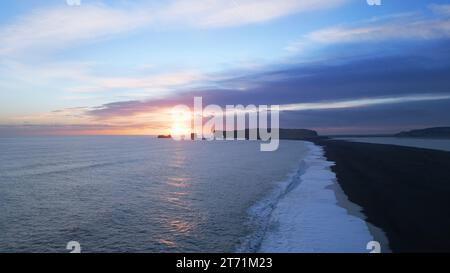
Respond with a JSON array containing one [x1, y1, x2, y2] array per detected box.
[[395, 127, 450, 138], [278, 129, 319, 140]]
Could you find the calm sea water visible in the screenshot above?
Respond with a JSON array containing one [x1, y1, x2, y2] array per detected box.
[[0, 136, 308, 253], [335, 137, 450, 152]]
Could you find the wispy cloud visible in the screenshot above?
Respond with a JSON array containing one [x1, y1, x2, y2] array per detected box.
[[78, 44, 450, 133], [7, 107, 92, 125], [0, 123, 163, 136], [160, 0, 347, 28], [5, 92, 450, 136], [0, 0, 348, 56], [429, 3, 450, 17], [280, 93, 450, 112], [0, 60, 205, 100], [87, 92, 450, 121], [307, 20, 450, 44], [69, 70, 205, 97], [2, 1, 450, 136], [0, 4, 150, 56], [286, 7, 450, 52]]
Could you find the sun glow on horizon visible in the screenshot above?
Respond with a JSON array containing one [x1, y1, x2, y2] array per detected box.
[[170, 107, 192, 137]]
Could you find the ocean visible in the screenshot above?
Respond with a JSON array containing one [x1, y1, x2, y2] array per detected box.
[[0, 136, 373, 253]]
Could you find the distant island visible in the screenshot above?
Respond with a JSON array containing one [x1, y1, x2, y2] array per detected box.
[[157, 134, 172, 139], [395, 127, 450, 139]]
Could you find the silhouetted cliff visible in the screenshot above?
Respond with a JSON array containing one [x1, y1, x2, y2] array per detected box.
[[395, 127, 450, 138]]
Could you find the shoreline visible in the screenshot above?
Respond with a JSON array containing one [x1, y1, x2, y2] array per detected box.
[[316, 139, 450, 252], [257, 141, 374, 253], [236, 141, 310, 253], [330, 178, 391, 253]]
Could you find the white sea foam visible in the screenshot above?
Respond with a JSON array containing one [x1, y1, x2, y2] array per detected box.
[[258, 142, 375, 253]]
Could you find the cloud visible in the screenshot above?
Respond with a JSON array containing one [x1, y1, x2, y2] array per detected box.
[[6, 92, 450, 136], [429, 4, 450, 17], [280, 93, 450, 112], [95, 71, 203, 90], [307, 20, 450, 44], [0, 4, 150, 55], [7, 107, 92, 125], [87, 91, 450, 121], [80, 45, 450, 134], [0, 123, 162, 136], [0, 60, 205, 100], [286, 8, 450, 52], [4, 41, 450, 133], [280, 99, 450, 135], [159, 0, 347, 28], [0, 60, 93, 85], [69, 70, 205, 96], [0, 0, 348, 56]]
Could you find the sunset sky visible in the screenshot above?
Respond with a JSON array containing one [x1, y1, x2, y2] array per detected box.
[[1, 0, 450, 136]]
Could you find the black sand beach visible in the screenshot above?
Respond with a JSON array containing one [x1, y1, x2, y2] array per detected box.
[[316, 139, 450, 252]]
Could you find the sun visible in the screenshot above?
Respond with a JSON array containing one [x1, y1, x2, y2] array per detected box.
[[170, 107, 192, 137], [170, 124, 190, 137]]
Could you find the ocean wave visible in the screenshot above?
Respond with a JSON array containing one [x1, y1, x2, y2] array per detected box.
[[235, 142, 310, 252], [237, 141, 375, 253], [1, 158, 145, 179]]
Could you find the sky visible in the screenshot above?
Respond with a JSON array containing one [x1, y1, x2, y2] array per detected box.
[[0, 0, 450, 136]]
